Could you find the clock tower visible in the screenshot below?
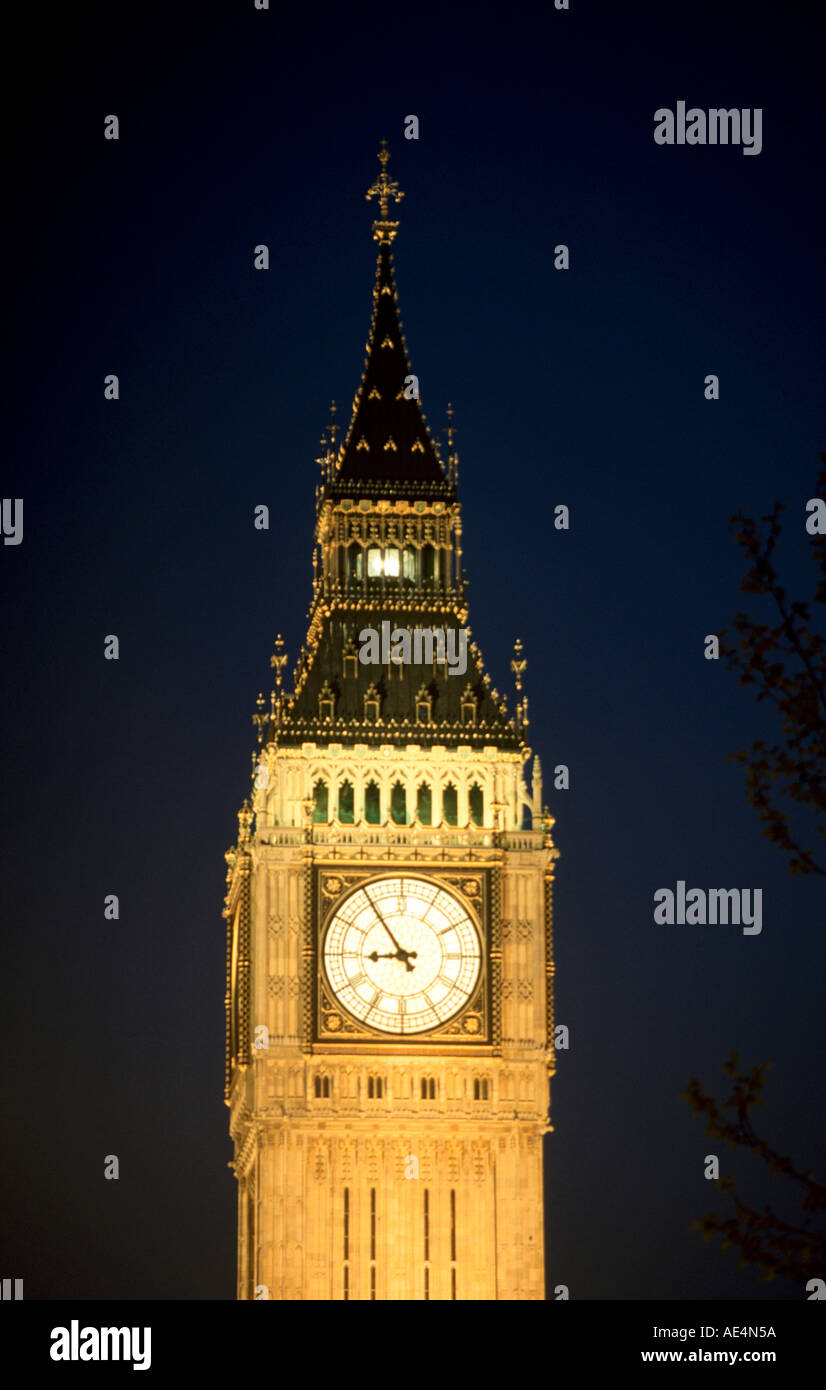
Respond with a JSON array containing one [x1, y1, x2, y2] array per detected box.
[[223, 143, 559, 1300]]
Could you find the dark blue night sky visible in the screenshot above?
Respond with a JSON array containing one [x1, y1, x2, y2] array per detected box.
[[3, 0, 824, 1300]]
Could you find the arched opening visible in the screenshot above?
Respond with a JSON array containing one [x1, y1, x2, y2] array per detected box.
[[365, 780, 381, 824], [421, 544, 437, 585], [469, 783, 483, 826], [416, 783, 432, 825], [442, 783, 458, 826], [347, 543, 363, 582], [312, 779, 328, 823], [338, 780, 354, 824], [391, 780, 407, 825]]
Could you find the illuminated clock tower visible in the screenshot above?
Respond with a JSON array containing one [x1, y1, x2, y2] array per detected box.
[[223, 143, 559, 1301]]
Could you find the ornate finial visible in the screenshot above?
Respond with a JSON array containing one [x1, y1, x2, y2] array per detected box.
[[446, 402, 455, 449], [238, 799, 253, 845], [270, 634, 288, 690], [511, 637, 527, 693], [329, 400, 337, 457], [252, 691, 268, 744], [366, 140, 404, 244]]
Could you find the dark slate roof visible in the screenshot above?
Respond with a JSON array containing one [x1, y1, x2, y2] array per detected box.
[[329, 244, 453, 498], [272, 607, 520, 751]]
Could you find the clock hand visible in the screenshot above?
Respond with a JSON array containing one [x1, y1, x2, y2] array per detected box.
[[368, 949, 419, 963], [364, 890, 406, 954]]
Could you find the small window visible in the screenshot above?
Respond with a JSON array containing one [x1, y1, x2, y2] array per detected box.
[[312, 779, 328, 824], [473, 1078, 489, 1101], [318, 682, 335, 721], [364, 684, 380, 723], [416, 783, 432, 825], [403, 548, 417, 582], [416, 684, 432, 724], [368, 1076, 383, 1099], [338, 780, 354, 824], [422, 544, 437, 585], [343, 645, 358, 679], [391, 781, 407, 825], [314, 1075, 331, 1099], [443, 783, 458, 826], [365, 780, 381, 825], [461, 684, 477, 726], [384, 547, 399, 576], [421, 1077, 436, 1100], [367, 546, 382, 578], [347, 544, 363, 581], [469, 783, 484, 826]]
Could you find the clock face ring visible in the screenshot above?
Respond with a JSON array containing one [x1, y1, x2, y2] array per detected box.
[[322, 876, 481, 1035]]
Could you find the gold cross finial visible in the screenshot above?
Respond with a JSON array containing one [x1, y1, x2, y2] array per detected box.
[[270, 633, 288, 690], [366, 140, 404, 244], [511, 637, 527, 693]]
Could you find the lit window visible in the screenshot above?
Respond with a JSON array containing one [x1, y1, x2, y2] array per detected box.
[[384, 547, 399, 576], [367, 547, 382, 577]]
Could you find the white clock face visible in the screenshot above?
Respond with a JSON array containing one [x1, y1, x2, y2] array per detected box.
[[323, 876, 482, 1035]]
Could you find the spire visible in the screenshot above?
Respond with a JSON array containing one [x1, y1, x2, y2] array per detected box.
[[330, 143, 451, 495], [365, 138, 405, 245]]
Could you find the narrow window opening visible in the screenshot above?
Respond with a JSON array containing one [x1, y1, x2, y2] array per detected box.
[[365, 780, 381, 824], [312, 779, 328, 824], [338, 779, 354, 824], [390, 780, 407, 825]]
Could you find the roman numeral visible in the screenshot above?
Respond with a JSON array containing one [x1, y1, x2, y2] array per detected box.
[[349, 971, 367, 988]]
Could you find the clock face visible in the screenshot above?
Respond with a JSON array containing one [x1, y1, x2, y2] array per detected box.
[[323, 876, 482, 1035]]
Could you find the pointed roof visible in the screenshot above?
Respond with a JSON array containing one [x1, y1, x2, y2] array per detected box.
[[329, 143, 453, 500]]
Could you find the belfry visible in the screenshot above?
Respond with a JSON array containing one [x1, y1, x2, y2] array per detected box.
[[223, 143, 559, 1300]]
